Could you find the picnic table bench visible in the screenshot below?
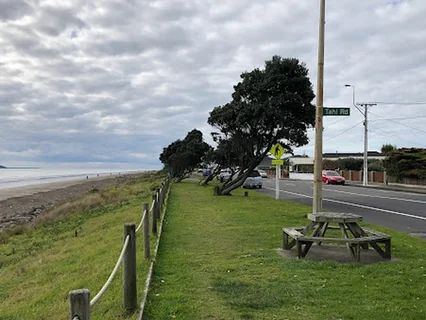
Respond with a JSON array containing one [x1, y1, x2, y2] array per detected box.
[[283, 212, 391, 262]]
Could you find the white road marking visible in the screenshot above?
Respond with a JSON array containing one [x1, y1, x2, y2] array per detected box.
[[263, 187, 426, 221], [284, 183, 296, 186], [322, 187, 426, 204]]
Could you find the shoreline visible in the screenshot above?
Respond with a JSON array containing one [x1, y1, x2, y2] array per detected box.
[[0, 171, 155, 233]]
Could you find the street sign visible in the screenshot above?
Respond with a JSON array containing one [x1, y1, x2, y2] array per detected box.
[[270, 143, 285, 159], [272, 159, 284, 165], [323, 108, 350, 116]]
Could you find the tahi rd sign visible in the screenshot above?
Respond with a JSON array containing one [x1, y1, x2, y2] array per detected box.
[[323, 107, 350, 116]]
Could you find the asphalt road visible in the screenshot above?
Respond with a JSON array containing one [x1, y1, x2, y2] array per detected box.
[[259, 178, 426, 237]]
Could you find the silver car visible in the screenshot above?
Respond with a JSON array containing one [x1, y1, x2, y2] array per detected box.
[[243, 170, 263, 189]]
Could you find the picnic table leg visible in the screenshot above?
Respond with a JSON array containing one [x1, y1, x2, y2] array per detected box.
[[339, 223, 356, 259], [355, 243, 361, 262], [346, 223, 368, 249], [302, 222, 317, 235], [283, 230, 296, 250], [317, 222, 329, 246], [384, 239, 392, 259], [297, 240, 302, 259]]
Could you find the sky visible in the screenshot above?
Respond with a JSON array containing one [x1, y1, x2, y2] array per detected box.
[[1, 0, 426, 169]]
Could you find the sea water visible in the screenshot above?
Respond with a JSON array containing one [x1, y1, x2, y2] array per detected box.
[[0, 168, 144, 189]]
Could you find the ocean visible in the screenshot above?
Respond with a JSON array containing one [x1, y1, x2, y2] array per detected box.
[[0, 168, 144, 189]]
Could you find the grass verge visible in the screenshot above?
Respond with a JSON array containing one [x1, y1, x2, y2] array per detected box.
[[0, 172, 166, 320], [144, 180, 426, 320]]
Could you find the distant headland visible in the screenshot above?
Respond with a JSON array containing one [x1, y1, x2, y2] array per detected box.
[[0, 165, 6, 168]]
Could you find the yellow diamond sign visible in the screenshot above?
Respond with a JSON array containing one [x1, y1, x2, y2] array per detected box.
[[270, 143, 285, 159]]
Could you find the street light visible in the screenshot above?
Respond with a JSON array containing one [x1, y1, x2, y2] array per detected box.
[[344, 84, 368, 186]]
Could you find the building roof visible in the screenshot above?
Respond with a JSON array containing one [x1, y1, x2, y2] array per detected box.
[[323, 151, 384, 158]]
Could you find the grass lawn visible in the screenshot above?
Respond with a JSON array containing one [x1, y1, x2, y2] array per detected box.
[[0, 173, 166, 320], [144, 180, 426, 320]]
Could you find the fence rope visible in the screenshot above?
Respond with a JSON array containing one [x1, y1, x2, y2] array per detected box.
[[136, 200, 155, 233], [136, 209, 147, 233], [90, 234, 130, 307]]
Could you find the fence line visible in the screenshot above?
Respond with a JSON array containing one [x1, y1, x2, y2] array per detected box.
[[69, 177, 170, 320], [90, 235, 130, 307], [137, 182, 171, 320]]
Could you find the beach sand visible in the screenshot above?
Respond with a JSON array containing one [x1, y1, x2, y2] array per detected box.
[[0, 172, 150, 233]]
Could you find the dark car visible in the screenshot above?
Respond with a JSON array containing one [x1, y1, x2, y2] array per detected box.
[[322, 170, 345, 185]]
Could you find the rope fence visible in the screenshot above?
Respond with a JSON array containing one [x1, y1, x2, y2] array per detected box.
[[69, 177, 170, 320]]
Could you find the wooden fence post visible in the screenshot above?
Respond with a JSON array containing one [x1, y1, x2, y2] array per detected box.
[[156, 190, 161, 220], [383, 171, 387, 185], [143, 203, 150, 260], [151, 195, 157, 234], [123, 223, 137, 312], [69, 289, 90, 320], [349, 170, 352, 181]]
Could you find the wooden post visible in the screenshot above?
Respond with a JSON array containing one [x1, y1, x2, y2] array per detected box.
[[151, 195, 157, 234], [349, 170, 352, 181], [384, 171, 387, 185], [244, 191, 248, 197], [156, 190, 161, 220], [370, 171, 374, 183], [123, 223, 137, 312], [69, 289, 90, 320], [359, 170, 363, 182], [143, 203, 150, 259]]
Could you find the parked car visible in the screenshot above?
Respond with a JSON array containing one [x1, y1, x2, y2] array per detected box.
[[258, 169, 268, 178], [203, 169, 211, 176], [243, 170, 263, 189], [322, 170, 345, 185], [197, 169, 203, 173], [217, 169, 232, 182]]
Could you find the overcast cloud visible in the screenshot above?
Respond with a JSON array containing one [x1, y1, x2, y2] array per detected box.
[[1, 0, 425, 169]]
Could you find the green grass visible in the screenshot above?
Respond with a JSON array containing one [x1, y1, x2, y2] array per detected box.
[[0, 172, 167, 320], [144, 180, 426, 320]]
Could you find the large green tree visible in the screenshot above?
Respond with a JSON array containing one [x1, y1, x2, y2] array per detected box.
[[208, 56, 316, 195], [160, 129, 211, 182]]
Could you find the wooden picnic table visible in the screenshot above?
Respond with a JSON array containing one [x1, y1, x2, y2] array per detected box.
[[283, 212, 391, 262]]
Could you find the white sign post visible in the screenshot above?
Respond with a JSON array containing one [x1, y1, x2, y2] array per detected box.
[[270, 143, 285, 200], [276, 164, 281, 199]]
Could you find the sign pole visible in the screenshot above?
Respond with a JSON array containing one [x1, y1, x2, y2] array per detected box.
[[275, 164, 280, 200], [270, 144, 285, 201]]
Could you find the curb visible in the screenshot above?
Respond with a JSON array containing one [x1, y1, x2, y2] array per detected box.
[[345, 183, 426, 195]]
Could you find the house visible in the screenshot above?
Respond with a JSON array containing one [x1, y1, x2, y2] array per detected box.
[[258, 151, 385, 173]]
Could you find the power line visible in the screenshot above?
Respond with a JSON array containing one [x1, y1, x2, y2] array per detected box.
[[374, 101, 426, 105], [369, 111, 426, 134], [324, 121, 363, 142], [369, 128, 420, 146], [369, 115, 426, 122]]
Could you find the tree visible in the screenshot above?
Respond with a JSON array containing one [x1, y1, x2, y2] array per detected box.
[[381, 144, 396, 155], [160, 129, 211, 182], [383, 147, 426, 181], [208, 56, 315, 195]]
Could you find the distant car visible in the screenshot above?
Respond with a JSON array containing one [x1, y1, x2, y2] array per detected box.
[[243, 170, 263, 189], [197, 169, 203, 173], [258, 169, 268, 178], [217, 169, 232, 182], [322, 170, 345, 185], [203, 170, 211, 176]]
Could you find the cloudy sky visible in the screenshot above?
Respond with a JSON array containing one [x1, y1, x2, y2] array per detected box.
[[1, 0, 425, 169]]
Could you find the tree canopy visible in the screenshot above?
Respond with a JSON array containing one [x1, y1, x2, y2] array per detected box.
[[208, 55, 316, 195], [383, 147, 426, 180], [159, 129, 211, 182]]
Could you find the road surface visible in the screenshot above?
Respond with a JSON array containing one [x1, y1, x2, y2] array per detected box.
[[259, 178, 426, 237]]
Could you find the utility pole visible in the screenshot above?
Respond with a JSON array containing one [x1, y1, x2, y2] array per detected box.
[[358, 102, 376, 186], [313, 0, 326, 214]]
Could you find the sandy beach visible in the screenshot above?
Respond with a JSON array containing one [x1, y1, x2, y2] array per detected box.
[[0, 172, 149, 233]]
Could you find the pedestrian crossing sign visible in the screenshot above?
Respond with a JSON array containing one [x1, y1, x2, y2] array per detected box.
[[270, 143, 285, 159]]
